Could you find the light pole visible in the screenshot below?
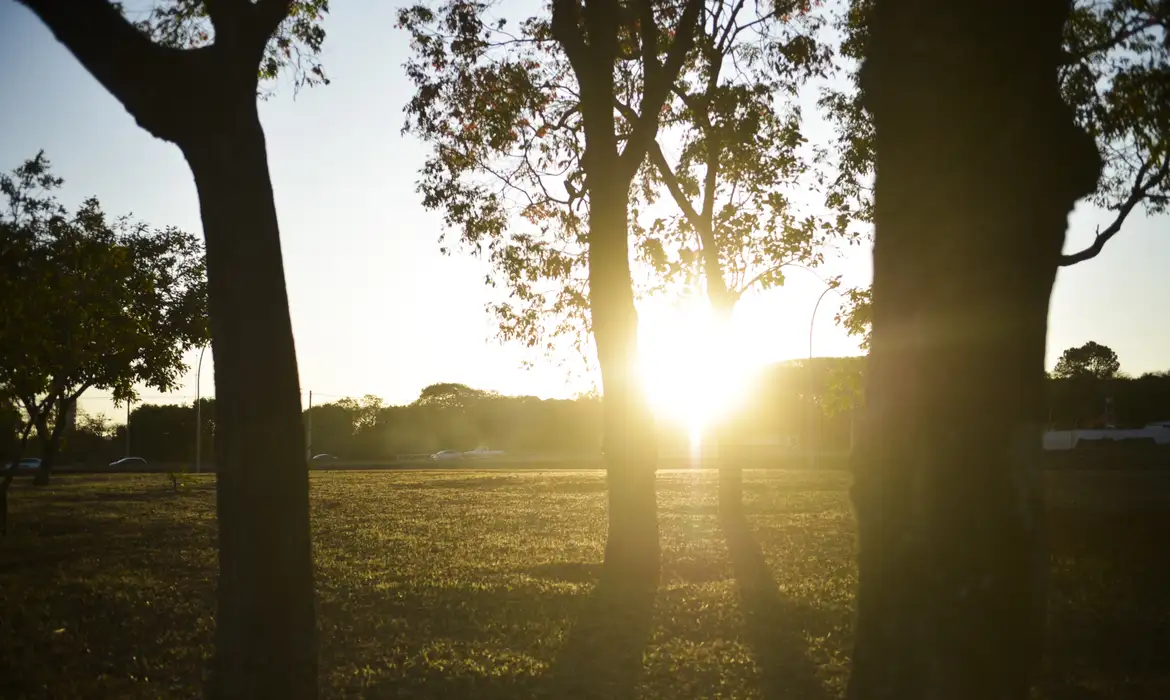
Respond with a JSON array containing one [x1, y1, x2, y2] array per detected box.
[[808, 283, 839, 470], [195, 344, 207, 474]]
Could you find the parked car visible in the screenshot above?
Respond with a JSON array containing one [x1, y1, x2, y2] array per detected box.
[[431, 450, 462, 461], [462, 446, 505, 459], [109, 456, 148, 469], [3, 457, 41, 473]]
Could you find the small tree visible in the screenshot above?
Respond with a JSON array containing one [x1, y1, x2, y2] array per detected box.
[[0, 153, 208, 486], [400, 0, 704, 585], [1052, 340, 1122, 380], [632, 0, 839, 512]]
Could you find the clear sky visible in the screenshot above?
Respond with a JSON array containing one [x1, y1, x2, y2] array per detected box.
[[1, 2, 1166, 422]]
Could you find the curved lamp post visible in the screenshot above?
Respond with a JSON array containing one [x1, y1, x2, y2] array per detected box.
[[194, 344, 207, 474], [807, 281, 842, 470]]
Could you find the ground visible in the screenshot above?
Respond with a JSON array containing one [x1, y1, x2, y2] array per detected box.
[[1, 469, 1167, 699]]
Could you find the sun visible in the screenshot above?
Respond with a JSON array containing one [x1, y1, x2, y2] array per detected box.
[[637, 300, 759, 444]]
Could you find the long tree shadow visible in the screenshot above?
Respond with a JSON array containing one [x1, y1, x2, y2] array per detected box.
[[540, 568, 657, 700], [721, 511, 832, 700]]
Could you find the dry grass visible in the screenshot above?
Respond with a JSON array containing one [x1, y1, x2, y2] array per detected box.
[[1, 469, 1166, 699]]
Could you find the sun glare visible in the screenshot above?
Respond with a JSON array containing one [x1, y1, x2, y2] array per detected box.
[[637, 301, 759, 443]]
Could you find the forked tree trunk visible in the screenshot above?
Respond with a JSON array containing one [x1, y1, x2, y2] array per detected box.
[[846, 1, 1101, 698], [181, 96, 317, 700]]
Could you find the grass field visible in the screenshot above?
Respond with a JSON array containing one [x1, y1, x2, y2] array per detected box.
[[2, 469, 1168, 699]]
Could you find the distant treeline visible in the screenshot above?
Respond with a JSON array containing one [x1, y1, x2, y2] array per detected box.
[[8, 358, 1169, 465]]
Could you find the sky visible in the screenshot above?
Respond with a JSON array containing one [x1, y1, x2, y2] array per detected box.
[[1, 2, 1167, 422]]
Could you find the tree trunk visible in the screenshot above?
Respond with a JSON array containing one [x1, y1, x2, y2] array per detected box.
[[709, 297, 741, 517], [846, 1, 1101, 699], [180, 96, 318, 700], [33, 399, 71, 487], [589, 170, 660, 588]]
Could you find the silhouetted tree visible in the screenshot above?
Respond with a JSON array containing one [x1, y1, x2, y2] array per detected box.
[[630, 0, 840, 513], [828, 0, 1169, 349], [12, 1, 330, 696], [1052, 340, 1121, 380], [0, 153, 207, 486], [401, 0, 703, 585], [847, 1, 1101, 699]]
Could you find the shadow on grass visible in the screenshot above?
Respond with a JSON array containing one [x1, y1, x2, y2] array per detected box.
[[1039, 506, 1170, 700], [540, 571, 657, 700], [721, 511, 830, 700]]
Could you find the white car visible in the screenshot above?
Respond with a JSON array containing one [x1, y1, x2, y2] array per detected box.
[[462, 446, 505, 459], [430, 450, 463, 461]]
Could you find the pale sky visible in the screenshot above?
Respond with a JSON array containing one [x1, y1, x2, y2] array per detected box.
[[1, 2, 1166, 422]]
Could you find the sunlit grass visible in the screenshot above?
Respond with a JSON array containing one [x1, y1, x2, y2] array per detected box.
[[2, 469, 1167, 699]]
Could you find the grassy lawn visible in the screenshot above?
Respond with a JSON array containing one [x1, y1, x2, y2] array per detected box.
[[1, 469, 1167, 699]]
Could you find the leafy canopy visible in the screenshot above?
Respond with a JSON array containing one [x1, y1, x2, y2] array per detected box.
[[0, 152, 209, 431], [826, 0, 1169, 347], [633, 0, 848, 311], [1053, 341, 1122, 381]]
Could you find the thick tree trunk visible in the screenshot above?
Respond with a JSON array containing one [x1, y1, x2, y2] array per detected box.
[[589, 172, 660, 588], [181, 97, 317, 700], [846, 1, 1101, 699]]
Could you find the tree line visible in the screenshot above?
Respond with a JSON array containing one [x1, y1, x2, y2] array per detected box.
[[7, 0, 1166, 697], [13, 343, 1166, 468]]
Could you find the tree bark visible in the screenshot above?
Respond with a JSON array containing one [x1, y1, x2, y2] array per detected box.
[[580, 63, 659, 589], [33, 398, 72, 486], [846, 1, 1102, 699], [180, 97, 317, 700], [588, 153, 661, 589]]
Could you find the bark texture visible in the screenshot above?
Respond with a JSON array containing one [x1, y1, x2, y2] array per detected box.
[[183, 99, 317, 700], [847, 1, 1102, 699], [580, 68, 661, 590]]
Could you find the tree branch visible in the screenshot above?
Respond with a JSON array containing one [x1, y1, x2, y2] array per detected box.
[[643, 137, 703, 228], [550, 0, 590, 78], [1059, 158, 1167, 266], [1060, 17, 1162, 65], [15, 0, 200, 141], [251, 0, 294, 42], [619, 0, 704, 179]]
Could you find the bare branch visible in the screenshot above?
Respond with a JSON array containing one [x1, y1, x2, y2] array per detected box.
[[619, 0, 704, 179], [644, 137, 703, 228], [1060, 158, 1167, 266]]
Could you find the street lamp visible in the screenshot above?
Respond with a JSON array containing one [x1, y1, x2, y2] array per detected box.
[[807, 282, 841, 470], [195, 344, 207, 474]]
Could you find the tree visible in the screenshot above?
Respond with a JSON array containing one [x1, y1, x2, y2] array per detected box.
[[0, 153, 208, 486], [632, 0, 838, 512], [846, 1, 1101, 699], [12, 1, 330, 696], [400, 0, 703, 585], [1052, 340, 1122, 380], [827, 0, 1169, 350]]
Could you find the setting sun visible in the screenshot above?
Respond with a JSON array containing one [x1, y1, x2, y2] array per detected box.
[[637, 301, 760, 442]]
